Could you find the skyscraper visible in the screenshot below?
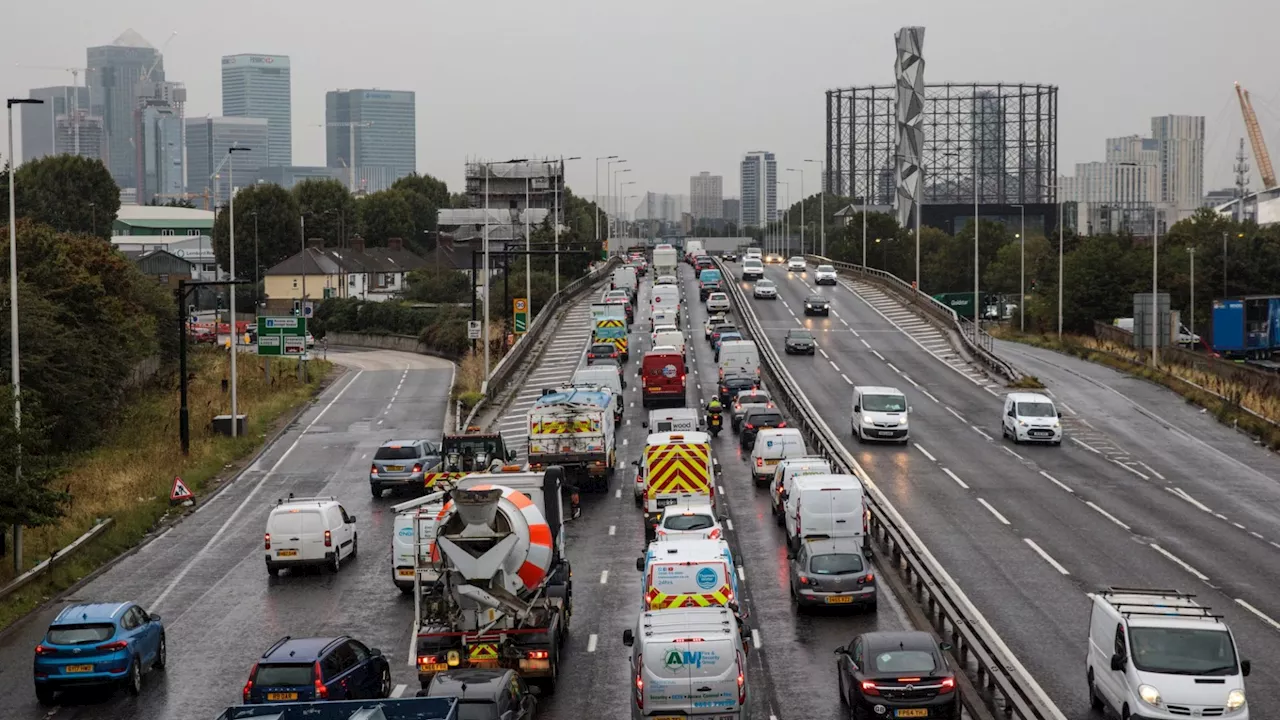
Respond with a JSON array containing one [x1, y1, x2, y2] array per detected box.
[[20, 86, 98, 161], [690, 172, 723, 219], [739, 151, 776, 228], [87, 29, 162, 189], [722, 198, 740, 226], [1150, 115, 1205, 219], [325, 89, 416, 184], [221, 54, 292, 167], [185, 117, 270, 206]]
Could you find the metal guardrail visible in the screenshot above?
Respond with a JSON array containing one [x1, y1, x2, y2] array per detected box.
[[461, 258, 621, 430], [805, 254, 1019, 381], [720, 259, 1066, 720]]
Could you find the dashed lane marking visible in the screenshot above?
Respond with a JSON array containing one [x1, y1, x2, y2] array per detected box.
[[942, 468, 969, 489], [1236, 599, 1280, 631], [977, 498, 1011, 525], [1150, 543, 1208, 581], [1039, 471, 1074, 493], [1024, 538, 1070, 575], [914, 443, 937, 462], [587, 633, 599, 652], [1085, 501, 1132, 531], [600, 570, 609, 584]]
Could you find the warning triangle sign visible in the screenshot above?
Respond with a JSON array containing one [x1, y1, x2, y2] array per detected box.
[[170, 475, 194, 503]]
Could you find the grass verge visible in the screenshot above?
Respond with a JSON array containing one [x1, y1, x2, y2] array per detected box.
[[0, 349, 333, 632]]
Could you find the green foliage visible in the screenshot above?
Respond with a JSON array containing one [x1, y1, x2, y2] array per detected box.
[[147, 197, 196, 208], [211, 183, 302, 277], [313, 297, 470, 357], [356, 189, 414, 246], [0, 389, 68, 529], [449, 192, 471, 208], [393, 173, 449, 208], [11, 155, 119, 240], [293, 178, 355, 246], [403, 267, 472, 303], [487, 270, 558, 319]]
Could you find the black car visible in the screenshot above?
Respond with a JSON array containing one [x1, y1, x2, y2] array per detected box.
[[587, 343, 620, 363], [730, 389, 772, 431], [739, 407, 786, 450], [709, 324, 740, 347], [803, 294, 830, 316], [718, 373, 758, 404], [418, 669, 539, 719], [784, 329, 816, 354], [835, 631, 960, 720], [244, 636, 391, 704]]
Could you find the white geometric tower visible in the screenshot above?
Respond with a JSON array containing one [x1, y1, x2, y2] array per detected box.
[[894, 26, 926, 228]]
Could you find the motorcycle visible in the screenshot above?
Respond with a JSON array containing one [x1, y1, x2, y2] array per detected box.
[[707, 412, 723, 437]]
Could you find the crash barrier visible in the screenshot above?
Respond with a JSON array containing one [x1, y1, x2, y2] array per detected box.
[[0, 519, 115, 602], [721, 259, 1067, 720], [325, 331, 457, 360], [462, 258, 622, 431], [805, 255, 1020, 381]]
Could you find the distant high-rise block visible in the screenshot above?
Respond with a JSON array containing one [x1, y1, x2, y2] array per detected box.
[[740, 152, 776, 228], [20, 86, 99, 162], [325, 89, 416, 185], [1150, 115, 1204, 219], [722, 198, 740, 226], [222, 54, 292, 167], [88, 29, 162, 188], [690, 172, 724, 219], [185, 117, 270, 206]]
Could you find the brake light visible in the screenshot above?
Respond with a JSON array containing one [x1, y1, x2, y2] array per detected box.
[[897, 677, 922, 682], [863, 573, 875, 583], [264, 533, 271, 550], [635, 668, 645, 709], [940, 677, 956, 693], [745, 423, 754, 430], [34, 644, 55, 656], [418, 655, 439, 665], [243, 662, 258, 702], [708, 528, 721, 539], [527, 650, 549, 659], [737, 653, 746, 704], [777, 421, 787, 428], [412, 463, 423, 473], [97, 640, 128, 652], [324, 530, 332, 547], [370, 464, 378, 475], [755, 457, 763, 467], [861, 680, 880, 696], [798, 575, 810, 585], [313, 661, 328, 699]]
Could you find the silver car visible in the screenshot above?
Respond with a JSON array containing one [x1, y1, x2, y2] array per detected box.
[[753, 279, 778, 299], [370, 439, 441, 498], [788, 537, 877, 612]]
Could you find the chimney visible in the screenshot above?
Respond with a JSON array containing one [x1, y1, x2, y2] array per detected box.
[[307, 237, 324, 249], [351, 236, 365, 254], [387, 237, 404, 252]]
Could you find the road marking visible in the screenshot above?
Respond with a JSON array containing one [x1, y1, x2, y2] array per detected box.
[[391, 684, 407, 698], [1137, 461, 1165, 480], [752, 629, 762, 649], [972, 426, 993, 441], [871, 350, 885, 361], [886, 363, 902, 375], [1233, 521, 1247, 530], [626, 419, 632, 426], [718, 484, 726, 495], [860, 338, 871, 348], [587, 633, 599, 652], [1110, 459, 1149, 480], [1235, 599, 1280, 631], [1060, 402, 1075, 415], [1085, 501, 1132, 531], [609, 525, 616, 536], [901, 373, 919, 387], [1167, 487, 1213, 513], [600, 570, 610, 584], [622, 438, 629, 446], [737, 565, 746, 581], [914, 444, 937, 462], [1071, 438, 1102, 454], [945, 406, 965, 422], [1003, 447, 1024, 460], [818, 348, 830, 359], [1024, 538, 1070, 575], [1149, 543, 1208, 581], [1251, 531, 1264, 539], [1039, 471, 1074, 493], [829, 360, 840, 371], [152, 369, 365, 609], [919, 389, 939, 403], [407, 625, 419, 667], [615, 488, 622, 499], [726, 518, 734, 531], [942, 468, 969, 489], [977, 498, 1010, 525], [841, 374, 853, 385]]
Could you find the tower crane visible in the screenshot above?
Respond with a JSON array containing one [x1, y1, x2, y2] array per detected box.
[[14, 64, 96, 155], [1235, 82, 1276, 190], [142, 31, 179, 84], [314, 120, 373, 191]]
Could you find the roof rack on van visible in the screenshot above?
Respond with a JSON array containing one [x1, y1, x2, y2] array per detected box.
[[277, 494, 337, 506], [1100, 587, 1195, 598]]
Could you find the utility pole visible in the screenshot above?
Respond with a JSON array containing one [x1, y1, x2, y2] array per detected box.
[[1188, 246, 1195, 348], [1012, 204, 1025, 332], [1151, 207, 1160, 367], [226, 145, 250, 437]]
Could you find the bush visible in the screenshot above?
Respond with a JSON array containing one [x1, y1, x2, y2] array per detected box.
[[315, 297, 469, 358]]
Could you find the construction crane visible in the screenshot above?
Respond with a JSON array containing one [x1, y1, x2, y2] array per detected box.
[[14, 63, 96, 155], [314, 120, 373, 191], [1235, 81, 1277, 190], [142, 31, 179, 84]]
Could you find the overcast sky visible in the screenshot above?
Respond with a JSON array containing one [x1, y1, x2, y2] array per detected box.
[[4, 0, 1279, 206]]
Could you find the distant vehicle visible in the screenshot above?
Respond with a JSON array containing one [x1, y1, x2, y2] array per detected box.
[[814, 264, 838, 285], [655, 500, 722, 541], [722, 252, 738, 262], [784, 328, 816, 354], [654, 274, 678, 286], [586, 342, 621, 363], [650, 323, 680, 345], [730, 389, 772, 431], [243, 636, 391, 704], [706, 292, 732, 313], [835, 632, 960, 718], [717, 372, 758, 404], [787, 257, 807, 272], [623, 608, 749, 720], [652, 246, 679, 277], [739, 406, 786, 451], [709, 324, 740, 347], [744, 248, 763, 260], [713, 332, 744, 358], [370, 439, 442, 498], [704, 313, 731, 339], [788, 537, 877, 611], [306, 331, 316, 348], [770, 457, 832, 519], [753, 279, 778, 299], [34, 602, 167, 704], [750, 428, 805, 486], [417, 669, 538, 719], [803, 294, 829, 316], [265, 495, 357, 575], [742, 258, 765, 280], [698, 269, 724, 300], [1000, 392, 1061, 445], [851, 386, 909, 444], [1210, 297, 1280, 358], [652, 329, 687, 358], [641, 350, 687, 408]]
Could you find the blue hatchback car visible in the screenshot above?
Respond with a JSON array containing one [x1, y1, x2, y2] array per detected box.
[[33, 602, 166, 705], [243, 636, 391, 704]]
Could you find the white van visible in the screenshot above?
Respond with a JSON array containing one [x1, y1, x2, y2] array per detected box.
[[636, 538, 739, 610], [1001, 392, 1062, 445], [612, 266, 639, 298], [264, 495, 357, 576], [651, 307, 679, 331], [650, 287, 681, 326], [771, 457, 832, 521], [643, 408, 699, 434], [784, 474, 866, 551], [653, 329, 686, 357], [748, 428, 806, 486], [717, 340, 760, 381], [851, 385, 910, 443], [1087, 588, 1250, 720], [391, 494, 444, 593], [572, 367, 625, 418], [623, 607, 748, 720], [741, 258, 764, 280]]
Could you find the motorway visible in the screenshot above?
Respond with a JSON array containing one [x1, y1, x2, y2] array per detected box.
[[729, 258, 1280, 718]]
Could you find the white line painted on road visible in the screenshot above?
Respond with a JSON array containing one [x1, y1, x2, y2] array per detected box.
[[945, 406, 965, 422], [1024, 539, 1071, 575], [609, 525, 616, 536], [1234, 521, 1247, 530], [600, 570, 610, 584], [1071, 437, 1102, 454], [860, 338, 871, 348], [901, 373, 919, 387], [737, 565, 746, 581], [1149, 543, 1208, 581], [977, 498, 1011, 525], [1039, 471, 1074, 493], [1110, 459, 1149, 480], [886, 363, 902, 375], [818, 348, 830, 359], [1251, 531, 1264, 539], [914, 444, 937, 462], [153, 369, 366, 609], [1137, 461, 1165, 480], [1235, 599, 1280, 631], [718, 484, 726, 495], [752, 629, 762, 649], [622, 438, 628, 446], [587, 633, 599, 652], [1003, 447, 1025, 461], [726, 518, 734, 531], [1085, 501, 1132, 531], [841, 373, 853, 385], [972, 426, 993, 441], [829, 360, 840, 371], [942, 468, 969, 489], [1167, 487, 1213, 513], [615, 488, 622, 499], [871, 350, 886, 361], [392, 684, 407, 698], [1060, 402, 1075, 415], [920, 389, 939, 403]]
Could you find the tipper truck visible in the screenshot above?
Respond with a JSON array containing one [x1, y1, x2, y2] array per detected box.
[[527, 387, 617, 491]]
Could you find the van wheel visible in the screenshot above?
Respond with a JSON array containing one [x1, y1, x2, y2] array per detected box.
[[267, 563, 280, 577], [328, 551, 341, 573], [854, 427, 865, 443], [1088, 670, 1104, 711], [351, 533, 358, 558], [1121, 707, 1131, 720]]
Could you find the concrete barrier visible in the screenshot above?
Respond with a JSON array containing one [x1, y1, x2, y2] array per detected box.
[[325, 331, 458, 360]]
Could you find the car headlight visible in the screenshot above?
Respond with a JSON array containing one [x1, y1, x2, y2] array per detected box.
[[1138, 684, 1162, 707], [862, 416, 875, 426], [1227, 688, 1246, 710]]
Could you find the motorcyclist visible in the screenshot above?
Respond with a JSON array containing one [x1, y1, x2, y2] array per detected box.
[[705, 397, 724, 428]]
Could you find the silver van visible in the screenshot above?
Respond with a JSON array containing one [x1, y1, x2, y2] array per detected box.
[[622, 607, 748, 720]]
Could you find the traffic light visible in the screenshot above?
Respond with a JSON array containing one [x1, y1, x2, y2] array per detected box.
[[292, 300, 302, 316], [216, 296, 224, 311], [187, 303, 195, 316]]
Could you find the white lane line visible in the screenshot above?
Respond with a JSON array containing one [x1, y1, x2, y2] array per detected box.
[[914, 443, 937, 463], [946, 406, 965, 422], [977, 498, 1011, 525], [718, 484, 726, 495], [1167, 487, 1213, 513], [942, 468, 969, 489], [726, 518, 734, 531], [1085, 501, 1132, 531], [841, 374, 853, 385], [860, 338, 872, 348], [1110, 459, 1149, 480], [1071, 438, 1102, 454], [600, 570, 610, 584], [587, 633, 599, 652], [886, 362, 902, 374], [622, 438, 629, 446], [901, 373, 919, 388], [1003, 447, 1025, 460], [391, 684, 407, 698], [615, 488, 622, 499], [1149, 543, 1209, 581], [1251, 531, 1264, 539], [818, 348, 830, 359], [1039, 471, 1074, 493], [737, 565, 746, 581], [153, 369, 365, 609], [1215, 512, 1228, 520], [972, 426, 993, 441], [1233, 521, 1247, 530], [1235, 599, 1280, 631], [829, 360, 840, 371], [920, 389, 939, 403], [1137, 461, 1165, 480], [1060, 401, 1075, 415], [1024, 538, 1071, 575], [751, 629, 762, 649], [871, 350, 886, 361], [609, 525, 617, 536]]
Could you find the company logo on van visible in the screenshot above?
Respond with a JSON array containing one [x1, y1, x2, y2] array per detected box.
[[662, 364, 677, 378], [398, 526, 415, 537], [663, 648, 720, 671], [696, 567, 719, 589]]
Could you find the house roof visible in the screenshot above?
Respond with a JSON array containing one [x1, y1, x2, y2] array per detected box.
[[265, 245, 429, 277]]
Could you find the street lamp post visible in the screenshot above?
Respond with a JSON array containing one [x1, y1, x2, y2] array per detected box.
[[483, 161, 490, 382], [605, 159, 626, 252], [621, 181, 636, 238], [226, 144, 250, 438], [1011, 204, 1025, 332], [251, 211, 259, 311], [1151, 207, 1160, 367], [786, 168, 804, 256], [1057, 191, 1064, 339], [972, 165, 980, 344], [861, 184, 868, 268], [555, 156, 581, 295], [594, 156, 617, 249], [778, 181, 790, 255], [524, 172, 531, 321], [613, 168, 632, 242], [1188, 246, 1195, 348], [805, 159, 825, 257]]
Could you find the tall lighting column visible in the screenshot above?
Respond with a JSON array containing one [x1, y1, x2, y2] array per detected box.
[[226, 144, 251, 437]]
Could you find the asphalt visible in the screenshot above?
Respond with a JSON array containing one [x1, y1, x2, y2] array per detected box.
[[730, 260, 1280, 718]]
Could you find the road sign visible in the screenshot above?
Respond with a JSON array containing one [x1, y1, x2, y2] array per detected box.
[[189, 315, 199, 324], [257, 316, 307, 356], [170, 475, 194, 504], [513, 298, 529, 334], [467, 320, 482, 340]]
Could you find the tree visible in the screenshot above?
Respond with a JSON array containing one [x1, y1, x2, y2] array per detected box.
[[11, 155, 119, 239], [293, 178, 355, 246], [393, 173, 449, 209], [356, 190, 414, 246], [1060, 235, 1146, 332], [0, 390, 68, 530], [403, 267, 472, 304], [211, 183, 303, 277], [147, 197, 196, 208], [449, 192, 471, 208], [984, 236, 1052, 296]]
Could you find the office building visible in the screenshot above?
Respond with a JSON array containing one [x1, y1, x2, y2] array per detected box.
[[690, 172, 723, 219], [20, 86, 99, 162], [221, 54, 292, 166], [1151, 115, 1205, 220], [185, 117, 269, 206], [134, 81, 186, 205], [740, 151, 776, 228], [325, 89, 416, 184], [722, 198, 740, 225], [87, 29, 163, 188]]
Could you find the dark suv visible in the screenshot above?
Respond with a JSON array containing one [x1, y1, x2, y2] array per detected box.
[[739, 407, 786, 450], [370, 439, 441, 498], [243, 636, 390, 704]]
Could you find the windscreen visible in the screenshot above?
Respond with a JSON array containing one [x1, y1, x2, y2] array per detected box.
[[757, 280, 774, 288], [47, 624, 115, 645], [871, 650, 938, 674], [863, 395, 907, 412], [809, 553, 864, 575], [590, 344, 616, 354], [375, 445, 420, 460], [746, 412, 782, 426], [664, 513, 716, 531], [1128, 627, 1238, 675], [699, 270, 722, 283], [818, 265, 835, 272], [253, 663, 315, 687], [1016, 402, 1056, 418], [789, 331, 814, 340]]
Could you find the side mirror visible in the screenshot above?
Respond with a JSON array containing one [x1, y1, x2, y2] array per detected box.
[[727, 602, 740, 614], [853, 405, 860, 413], [631, 460, 641, 468], [1241, 659, 1251, 676], [1110, 653, 1125, 672], [622, 629, 635, 647], [347, 515, 357, 523], [785, 551, 795, 560], [370, 647, 383, 657], [148, 613, 162, 623], [507, 450, 517, 461], [833, 646, 847, 655], [636, 557, 645, 571], [528, 685, 543, 697], [939, 642, 953, 652], [641, 420, 648, 428]]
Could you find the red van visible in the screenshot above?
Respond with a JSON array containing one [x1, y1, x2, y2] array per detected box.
[[641, 351, 687, 408]]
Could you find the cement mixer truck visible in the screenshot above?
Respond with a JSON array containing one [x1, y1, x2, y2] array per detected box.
[[411, 468, 572, 692]]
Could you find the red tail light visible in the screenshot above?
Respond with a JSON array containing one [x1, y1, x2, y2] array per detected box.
[[243, 662, 258, 702], [313, 661, 328, 699], [418, 655, 440, 665], [860, 680, 880, 696], [264, 533, 271, 550], [324, 530, 332, 547], [798, 575, 810, 585], [370, 464, 378, 475], [745, 423, 755, 430], [527, 650, 549, 659], [777, 421, 787, 428], [412, 463, 423, 473], [34, 644, 55, 656], [755, 457, 763, 467], [939, 677, 957, 693], [97, 640, 128, 652], [736, 653, 747, 704], [635, 669, 645, 709], [863, 573, 875, 583], [709, 528, 721, 539]]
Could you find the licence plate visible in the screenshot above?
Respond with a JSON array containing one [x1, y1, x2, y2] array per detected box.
[[277, 550, 297, 557], [656, 497, 677, 508], [895, 711, 928, 718], [878, 430, 895, 437], [649, 387, 662, 392], [519, 659, 551, 671], [397, 568, 414, 577], [64, 664, 94, 673], [386, 465, 405, 472], [267, 692, 299, 701], [419, 663, 449, 673], [825, 595, 853, 604]]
